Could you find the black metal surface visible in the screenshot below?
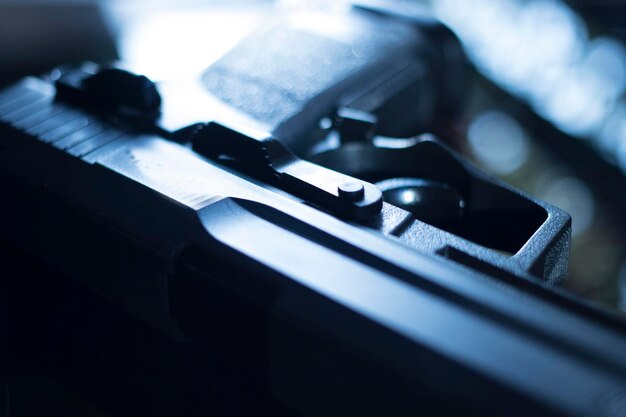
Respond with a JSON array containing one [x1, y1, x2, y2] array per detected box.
[[191, 122, 383, 221], [0, 4, 624, 417], [198, 5, 459, 153], [309, 135, 570, 284], [0, 66, 623, 417]]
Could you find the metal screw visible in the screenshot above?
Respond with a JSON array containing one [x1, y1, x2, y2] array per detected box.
[[338, 181, 365, 200]]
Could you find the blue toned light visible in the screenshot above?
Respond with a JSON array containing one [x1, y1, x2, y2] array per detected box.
[[467, 111, 530, 175], [542, 177, 595, 237], [434, 0, 626, 156], [110, 3, 268, 81]]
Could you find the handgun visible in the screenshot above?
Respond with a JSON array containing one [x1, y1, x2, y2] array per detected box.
[[1, 4, 625, 417]]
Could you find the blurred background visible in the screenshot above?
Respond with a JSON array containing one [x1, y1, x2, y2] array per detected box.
[[1, 0, 626, 415], [1, 0, 625, 311], [433, 0, 626, 312]]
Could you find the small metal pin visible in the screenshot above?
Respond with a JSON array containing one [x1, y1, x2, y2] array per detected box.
[[338, 181, 365, 200]]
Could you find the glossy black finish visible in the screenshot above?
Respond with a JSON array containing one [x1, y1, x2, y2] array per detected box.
[[375, 177, 465, 223], [0, 68, 623, 417], [310, 136, 570, 284], [191, 122, 383, 221], [0, 6, 623, 417]]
